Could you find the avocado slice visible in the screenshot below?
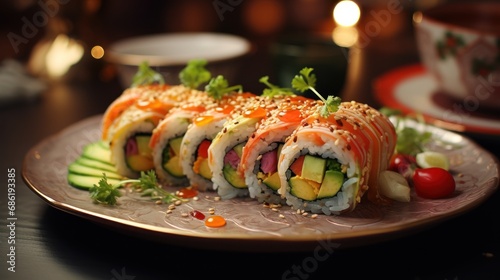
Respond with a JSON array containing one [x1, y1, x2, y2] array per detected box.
[[168, 137, 183, 156], [317, 170, 344, 199], [233, 143, 245, 158], [301, 155, 326, 183], [223, 164, 247, 188], [289, 176, 317, 201], [263, 172, 281, 191], [163, 155, 184, 177], [198, 157, 212, 179], [135, 135, 152, 155]]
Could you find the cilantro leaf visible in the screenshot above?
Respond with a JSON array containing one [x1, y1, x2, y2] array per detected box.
[[89, 170, 183, 205], [259, 76, 294, 97], [291, 67, 341, 117], [179, 59, 212, 89], [89, 174, 122, 205], [131, 61, 165, 87], [205, 75, 243, 99]]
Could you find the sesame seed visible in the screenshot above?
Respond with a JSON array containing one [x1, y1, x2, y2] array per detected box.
[[181, 213, 189, 217], [311, 214, 318, 219], [272, 208, 278, 212], [193, 196, 199, 201], [168, 204, 176, 210], [155, 200, 162, 205], [174, 200, 182, 206], [214, 196, 221, 201], [166, 209, 173, 214], [279, 214, 285, 219], [302, 212, 308, 217]]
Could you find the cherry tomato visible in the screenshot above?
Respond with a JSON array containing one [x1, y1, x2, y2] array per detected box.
[[412, 167, 456, 199], [389, 154, 416, 180]]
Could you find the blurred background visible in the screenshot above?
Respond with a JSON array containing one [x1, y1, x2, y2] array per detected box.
[[0, 0, 481, 104]]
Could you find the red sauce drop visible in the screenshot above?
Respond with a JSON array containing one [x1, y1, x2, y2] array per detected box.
[[178, 187, 198, 198], [190, 210, 205, 220]]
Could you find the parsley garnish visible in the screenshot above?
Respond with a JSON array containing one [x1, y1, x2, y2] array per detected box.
[[179, 59, 212, 89], [291, 67, 341, 117], [380, 107, 432, 156], [89, 171, 183, 205], [259, 76, 294, 97], [131, 61, 165, 87], [205, 75, 243, 99]]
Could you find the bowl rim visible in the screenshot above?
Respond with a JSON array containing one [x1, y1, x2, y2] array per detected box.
[[416, 2, 500, 37], [105, 32, 251, 66]]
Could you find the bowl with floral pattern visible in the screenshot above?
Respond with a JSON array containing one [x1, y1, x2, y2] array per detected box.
[[413, 2, 500, 110]]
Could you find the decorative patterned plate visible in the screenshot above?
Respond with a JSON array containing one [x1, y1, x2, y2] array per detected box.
[[374, 64, 500, 136], [22, 115, 499, 251]]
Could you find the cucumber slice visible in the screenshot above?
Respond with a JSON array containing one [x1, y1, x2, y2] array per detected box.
[[82, 142, 112, 164], [67, 173, 121, 190], [68, 162, 123, 179], [75, 157, 116, 172]]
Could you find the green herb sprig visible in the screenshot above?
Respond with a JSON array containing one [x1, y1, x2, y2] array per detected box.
[[291, 67, 341, 117], [205, 75, 243, 99], [179, 59, 212, 89], [380, 107, 432, 156], [131, 61, 165, 87], [89, 171, 184, 205], [259, 76, 294, 97]]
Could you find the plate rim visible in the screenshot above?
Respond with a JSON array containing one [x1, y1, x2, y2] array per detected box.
[[374, 64, 500, 136], [22, 115, 500, 251]]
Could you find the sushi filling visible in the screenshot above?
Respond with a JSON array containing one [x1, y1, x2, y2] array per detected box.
[[125, 133, 154, 172], [256, 143, 283, 193], [287, 154, 348, 201], [222, 142, 247, 188], [161, 136, 185, 178], [192, 139, 212, 180]]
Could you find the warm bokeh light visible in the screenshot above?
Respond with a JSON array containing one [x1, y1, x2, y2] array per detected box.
[[332, 26, 358, 47], [333, 0, 361, 27], [91, 45, 105, 59], [45, 34, 84, 78]]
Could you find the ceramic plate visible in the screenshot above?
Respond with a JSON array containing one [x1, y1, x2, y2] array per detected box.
[[22, 115, 498, 251], [106, 32, 251, 66], [374, 64, 500, 136]]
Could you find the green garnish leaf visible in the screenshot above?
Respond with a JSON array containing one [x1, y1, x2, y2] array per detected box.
[[179, 59, 212, 89], [89, 174, 122, 205], [205, 75, 243, 99], [131, 61, 165, 87], [382, 108, 433, 156], [89, 170, 184, 205], [291, 67, 341, 117], [259, 76, 294, 97]]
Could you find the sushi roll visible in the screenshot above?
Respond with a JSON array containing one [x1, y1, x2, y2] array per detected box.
[[107, 85, 203, 178], [180, 92, 256, 191], [102, 84, 170, 142], [150, 94, 216, 186], [208, 95, 291, 199], [277, 101, 397, 215], [238, 96, 322, 204]]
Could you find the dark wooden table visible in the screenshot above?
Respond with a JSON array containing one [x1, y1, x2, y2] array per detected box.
[[2, 17, 499, 280]]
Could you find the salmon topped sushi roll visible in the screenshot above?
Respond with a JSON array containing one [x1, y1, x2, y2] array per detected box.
[[208, 94, 294, 199], [149, 93, 218, 186], [108, 85, 206, 178], [238, 96, 322, 204], [179, 92, 256, 191], [277, 101, 397, 215]]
